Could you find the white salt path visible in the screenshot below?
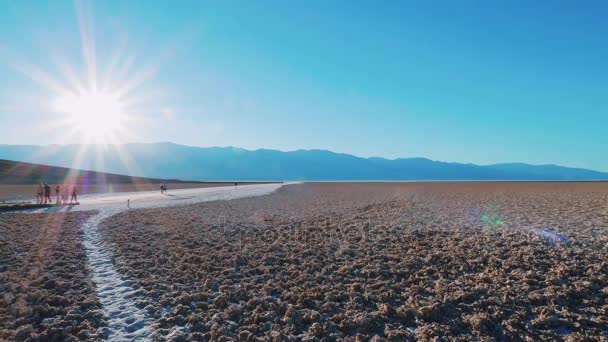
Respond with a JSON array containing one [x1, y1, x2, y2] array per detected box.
[[26, 183, 286, 341], [81, 209, 150, 341], [29, 183, 285, 213]]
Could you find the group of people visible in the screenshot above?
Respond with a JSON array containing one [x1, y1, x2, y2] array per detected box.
[[36, 183, 78, 205]]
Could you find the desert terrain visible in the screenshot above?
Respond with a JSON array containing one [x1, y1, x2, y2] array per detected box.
[[0, 158, 273, 202], [1, 182, 607, 340], [0, 182, 268, 203], [0, 211, 105, 340]]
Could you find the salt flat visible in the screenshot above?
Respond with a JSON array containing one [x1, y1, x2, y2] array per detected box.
[[2, 183, 286, 341], [2, 182, 607, 341], [28, 183, 285, 213]]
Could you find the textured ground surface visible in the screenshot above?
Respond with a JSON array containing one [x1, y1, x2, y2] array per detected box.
[[0, 212, 105, 341], [98, 182, 608, 341], [0, 183, 284, 342]]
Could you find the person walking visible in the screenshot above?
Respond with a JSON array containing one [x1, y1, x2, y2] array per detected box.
[[70, 185, 78, 204], [55, 184, 61, 204], [36, 183, 44, 204], [43, 183, 51, 204], [61, 185, 69, 205]]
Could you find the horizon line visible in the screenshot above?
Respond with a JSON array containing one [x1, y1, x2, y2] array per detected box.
[[1, 141, 607, 173]]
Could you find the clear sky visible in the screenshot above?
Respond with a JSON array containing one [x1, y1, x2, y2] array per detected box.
[[0, 0, 607, 171]]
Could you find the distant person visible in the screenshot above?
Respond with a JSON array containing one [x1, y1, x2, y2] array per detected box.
[[43, 183, 51, 204], [55, 184, 61, 204], [160, 183, 165, 194], [163, 183, 167, 194], [234, 182, 238, 189], [36, 183, 44, 204], [61, 185, 69, 205], [70, 185, 78, 204]]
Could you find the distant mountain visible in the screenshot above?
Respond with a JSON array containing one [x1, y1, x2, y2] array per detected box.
[[0, 159, 188, 185], [0, 143, 606, 181], [485, 163, 608, 180]]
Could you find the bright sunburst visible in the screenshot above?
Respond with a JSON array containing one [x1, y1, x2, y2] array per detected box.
[[2, 0, 172, 147], [1, 0, 179, 177], [53, 90, 127, 143]]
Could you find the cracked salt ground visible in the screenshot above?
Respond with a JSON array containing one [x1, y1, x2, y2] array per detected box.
[[18, 183, 287, 341]]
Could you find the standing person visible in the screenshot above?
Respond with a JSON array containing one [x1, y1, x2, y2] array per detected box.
[[160, 183, 164, 194], [70, 185, 78, 204], [234, 182, 238, 189], [43, 183, 51, 204], [55, 184, 61, 204], [36, 183, 44, 204], [62, 185, 69, 205], [163, 183, 167, 194]]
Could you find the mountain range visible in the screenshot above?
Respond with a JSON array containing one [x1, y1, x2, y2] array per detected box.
[[0, 159, 188, 185], [0, 143, 606, 181]]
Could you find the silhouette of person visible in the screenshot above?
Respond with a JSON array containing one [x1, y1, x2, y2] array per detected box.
[[43, 183, 51, 204], [62, 185, 69, 205], [36, 183, 44, 204], [70, 185, 78, 204]]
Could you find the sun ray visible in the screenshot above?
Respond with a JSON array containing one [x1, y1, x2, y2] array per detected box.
[[12, 60, 71, 95], [49, 50, 88, 95], [113, 63, 158, 99], [113, 54, 137, 88], [110, 144, 147, 187], [75, 0, 98, 92], [101, 34, 130, 91]]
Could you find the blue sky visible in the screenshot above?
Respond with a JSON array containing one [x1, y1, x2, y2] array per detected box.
[[0, 0, 607, 171]]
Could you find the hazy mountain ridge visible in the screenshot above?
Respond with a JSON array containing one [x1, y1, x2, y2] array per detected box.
[[0, 159, 187, 185], [0, 143, 606, 181]]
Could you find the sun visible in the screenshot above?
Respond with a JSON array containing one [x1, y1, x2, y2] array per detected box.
[[53, 91, 127, 143]]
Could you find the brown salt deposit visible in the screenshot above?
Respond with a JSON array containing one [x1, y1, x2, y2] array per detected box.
[[1, 182, 607, 340], [95, 182, 608, 340], [0, 212, 105, 341]]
